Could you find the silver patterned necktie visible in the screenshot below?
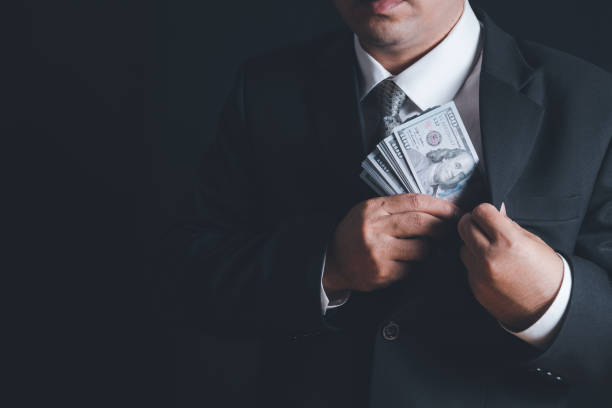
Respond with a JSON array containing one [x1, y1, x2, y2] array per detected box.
[[375, 79, 407, 139]]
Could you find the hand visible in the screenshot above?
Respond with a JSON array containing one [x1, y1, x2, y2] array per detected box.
[[457, 203, 564, 331], [323, 194, 461, 294]]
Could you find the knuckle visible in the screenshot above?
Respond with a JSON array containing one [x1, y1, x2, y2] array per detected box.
[[360, 219, 377, 242], [367, 250, 381, 270], [500, 235, 515, 249], [373, 269, 389, 285], [374, 275, 387, 286], [409, 212, 424, 228], [483, 256, 501, 279], [472, 203, 488, 218], [389, 218, 400, 233], [483, 255, 494, 270], [407, 194, 422, 210], [473, 203, 496, 219], [361, 199, 377, 213], [359, 221, 370, 240], [369, 247, 383, 263], [364, 197, 386, 214]]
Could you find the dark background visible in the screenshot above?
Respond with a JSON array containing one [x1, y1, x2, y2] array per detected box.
[[12, 0, 612, 406]]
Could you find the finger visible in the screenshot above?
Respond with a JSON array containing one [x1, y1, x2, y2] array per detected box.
[[470, 202, 516, 242], [387, 237, 431, 261], [457, 213, 491, 253], [379, 193, 462, 220], [386, 212, 453, 239]]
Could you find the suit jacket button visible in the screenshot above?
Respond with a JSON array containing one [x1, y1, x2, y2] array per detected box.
[[382, 321, 400, 340]]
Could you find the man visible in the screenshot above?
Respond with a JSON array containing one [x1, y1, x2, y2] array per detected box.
[[171, 0, 612, 406]]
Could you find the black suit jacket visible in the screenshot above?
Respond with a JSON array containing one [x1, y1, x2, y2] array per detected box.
[[168, 10, 612, 408]]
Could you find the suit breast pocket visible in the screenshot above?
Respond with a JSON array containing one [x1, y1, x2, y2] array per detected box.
[[505, 195, 583, 252], [506, 194, 582, 223]]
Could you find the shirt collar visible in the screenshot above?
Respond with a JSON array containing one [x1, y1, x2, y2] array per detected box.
[[354, 0, 481, 110]]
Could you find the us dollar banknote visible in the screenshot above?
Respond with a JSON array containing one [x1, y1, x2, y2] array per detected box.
[[393, 101, 479, 204], [360, 169, 389, 196], [377, 136, 420, 193], [362, 150, 408, 195]]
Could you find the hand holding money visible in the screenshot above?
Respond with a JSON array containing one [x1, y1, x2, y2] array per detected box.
[[325, 102, 476, 295], [356, 102, 564, 330], [457, 203, 564, 331], [323, 194, 461, 294]]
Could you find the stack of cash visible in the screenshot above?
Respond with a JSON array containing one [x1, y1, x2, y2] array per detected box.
[[361, 102, 480, 205]]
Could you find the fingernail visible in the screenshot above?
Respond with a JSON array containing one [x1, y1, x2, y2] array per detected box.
[[500, 202, 507, 216]]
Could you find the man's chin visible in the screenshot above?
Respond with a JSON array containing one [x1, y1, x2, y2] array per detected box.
[[356, 18, 409, 47]]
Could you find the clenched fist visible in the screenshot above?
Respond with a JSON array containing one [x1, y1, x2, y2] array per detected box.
[[458, 203, 564, 331], [323, 194, 461, 295]]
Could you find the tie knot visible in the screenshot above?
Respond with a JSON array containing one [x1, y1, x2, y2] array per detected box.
[[375, 79, 407, 118]]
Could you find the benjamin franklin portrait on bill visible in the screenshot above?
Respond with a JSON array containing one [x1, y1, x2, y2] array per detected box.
[[406, 147, 476, 200]]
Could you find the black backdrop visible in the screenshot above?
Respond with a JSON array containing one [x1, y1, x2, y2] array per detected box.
[[13, 0, 612, 406]]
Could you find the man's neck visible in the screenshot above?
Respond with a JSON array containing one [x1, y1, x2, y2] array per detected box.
[[360, 3, 465, 75]]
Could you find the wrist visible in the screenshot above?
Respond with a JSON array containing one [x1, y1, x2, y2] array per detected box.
[[501, 300, 555, 333], [501, 253, 564, 332]]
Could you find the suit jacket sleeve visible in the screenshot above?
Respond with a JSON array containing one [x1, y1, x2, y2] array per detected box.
[[164, 63, 337, 337], [524, 137, 612, 385]]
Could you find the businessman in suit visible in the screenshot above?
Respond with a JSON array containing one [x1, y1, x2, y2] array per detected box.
[[170, 0, 612, 406]]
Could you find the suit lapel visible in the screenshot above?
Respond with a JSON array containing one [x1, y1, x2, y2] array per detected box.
[[306, 31, 372, 205], [477, 11, 545, 208]]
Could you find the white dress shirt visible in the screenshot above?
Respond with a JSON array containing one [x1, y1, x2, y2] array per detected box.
[[320, 0, 571, 349]]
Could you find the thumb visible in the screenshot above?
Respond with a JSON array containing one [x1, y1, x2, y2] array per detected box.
[[499, 202, 524, 234]]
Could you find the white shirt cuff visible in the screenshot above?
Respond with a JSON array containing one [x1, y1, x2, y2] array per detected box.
[[501, 253, 572, 349], [320, 250, 350, 315]]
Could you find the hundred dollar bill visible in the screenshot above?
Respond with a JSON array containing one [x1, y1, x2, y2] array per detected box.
[[377, 136, 420, 193], [362, 150, 408, 195], [393, 101, 479, 204]]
